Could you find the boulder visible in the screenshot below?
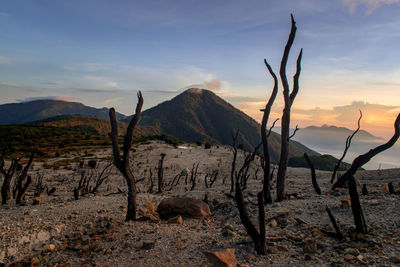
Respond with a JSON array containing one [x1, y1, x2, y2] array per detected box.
[[157, 197, 211, 218], [204, 248, 236, 267]]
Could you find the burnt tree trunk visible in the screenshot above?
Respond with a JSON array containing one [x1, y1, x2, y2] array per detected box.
[[109, 92, 143, 221], [15, 152, 35, 204], [326, 207, 343, 239], [1, 157, 20, 205], [157, 153, 166, 193], [230, 130, 239, 194], [304, 153, 321, 195], [261, 59, 278, 204], [348, 176, 367, 234], [276, 15, 303, 202]]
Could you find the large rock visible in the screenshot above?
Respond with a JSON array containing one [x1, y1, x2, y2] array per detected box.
[[204, 248, 237, 267], [157, 197, 211, 218]]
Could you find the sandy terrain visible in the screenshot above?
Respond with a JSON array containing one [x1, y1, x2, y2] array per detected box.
[[1, 141, 400, 266]]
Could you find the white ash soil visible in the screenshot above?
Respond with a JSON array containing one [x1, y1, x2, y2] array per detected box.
[[1, 141, 400, 266]]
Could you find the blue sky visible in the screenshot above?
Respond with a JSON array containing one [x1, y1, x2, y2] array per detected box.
[[1, 0, 400, 138]]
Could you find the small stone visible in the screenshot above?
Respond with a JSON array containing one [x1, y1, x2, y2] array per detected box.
[[37, 231, 50, 242], [344, 248, 359, 256], [24, 210, 33, 216], [341, 199, 351, 206], [304, 254, 312, 261], [142, 240, 155, 250], [295, 217, 307, 225], [380, 185, 389, 193], [204, 248, 236, 267], [359, 248, 368, 253], [44, 244, 56, 252], [277, 245, 288, 251], [344, 254, 355, 261], [269, 220, 278, 228], [378, 250, 385, 256], [168, 215, 183, 224], [32, 197, 43, 205], [357, 255, 366, 264], [312, 229, 322, 237]]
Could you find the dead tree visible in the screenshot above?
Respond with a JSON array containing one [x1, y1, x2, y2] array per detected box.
[[1, 156, 20, 205], [73, 162, 112, 200], [303, 153, 321, 195], [260, 57, 278, 203], [148, 169, 154, 193], [332, 113, 400, 189], [326, 207, 343, 239], [157, 153, 166, 193], [204, 170, 219, 188], [189, 163, 200, 191], [109, 92, 144, 221], [275, 14, 303, 202], [331, 110, 362, 184], [348, 176, 367, 233], [15, 152, 35, 204], [232, 138, 265, 254], [230, 129, 239, 194]]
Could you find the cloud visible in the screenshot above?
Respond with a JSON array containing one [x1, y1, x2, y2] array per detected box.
[[17, 96, 78, 102], [292, 101, 400, 138], [343, 0, 400, 14], [204, 79, 222, 91]]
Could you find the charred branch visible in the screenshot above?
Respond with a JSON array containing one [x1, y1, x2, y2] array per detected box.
[[348, 176, 367, 234], [326, 207, 343, 240], [304, 153, 321, 195], [331, 110, 362, 184], [261, 58, 278, 204]]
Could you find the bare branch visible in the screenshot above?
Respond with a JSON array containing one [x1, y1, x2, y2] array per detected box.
[[289, 125, 299, 140], [304, 153, 321, 195], [331, 110, 362, 183]]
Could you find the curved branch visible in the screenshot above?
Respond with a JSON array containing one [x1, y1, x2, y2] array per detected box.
[[267, 118, 279, 137], [332, 113, 400, 189], [279, 14, 297, 103], [331, 110, 362, 183], [261, 59, 278, 204], [289, 125, 299, 140]]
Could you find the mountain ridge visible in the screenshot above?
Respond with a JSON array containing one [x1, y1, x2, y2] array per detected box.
[[0, 99, 125, 125]]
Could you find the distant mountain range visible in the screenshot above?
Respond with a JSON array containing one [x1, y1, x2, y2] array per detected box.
[[0, 99, 125, 125], [0, 89, 319, 163]]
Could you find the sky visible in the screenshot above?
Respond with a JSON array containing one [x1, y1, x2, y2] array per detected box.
[[1, 0, 400, 139]]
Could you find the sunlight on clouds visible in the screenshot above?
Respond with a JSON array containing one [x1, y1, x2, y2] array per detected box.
[[343, 0, 400, 14]]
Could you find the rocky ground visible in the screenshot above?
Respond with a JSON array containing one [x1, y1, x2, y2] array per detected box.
[[1, 141, 400, 266]]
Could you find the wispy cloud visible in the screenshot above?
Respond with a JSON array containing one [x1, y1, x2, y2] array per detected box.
[[343, 0, 400, 14]]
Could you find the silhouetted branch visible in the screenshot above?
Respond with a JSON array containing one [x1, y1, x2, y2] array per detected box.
[[288, 125, 299, 140], [331, 110, 362, 184], [304, 153, 321, 195]]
